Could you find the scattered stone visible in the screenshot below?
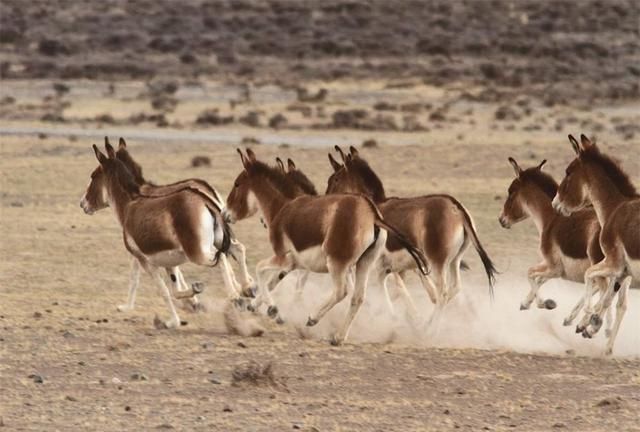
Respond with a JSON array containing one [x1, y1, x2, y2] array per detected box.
[[124, 406, 131, 412], [237, 342, 247, 348], [65, 395, 77, 402], [209, 377, 222, 385], [362, 139, 378, 148], [130, 372, 148, 381], [231, 361, 286, 390], [62, 331, 74, 339], [223, 406, 233, 412], [33, 312, 42, 319], [156, 424, 174, 430], [29, 374, 44, 384], [196, 109, 233, 126], [111, 377, 122, 384], [10, 202, 23, 207], [552, 423, 566, 429], [596, 396, 623, 410], [443, 409, 450, 415], [191, 156, 211, 167]]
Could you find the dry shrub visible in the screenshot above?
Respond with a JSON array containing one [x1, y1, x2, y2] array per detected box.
[[190, 156, 211, 168], [231, 361, 287, 390]]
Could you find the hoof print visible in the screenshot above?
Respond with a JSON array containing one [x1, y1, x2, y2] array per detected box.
[[306, 317, 318, 327], [543, 299, 557, 310]]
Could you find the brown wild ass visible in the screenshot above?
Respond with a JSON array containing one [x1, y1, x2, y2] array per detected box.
[[553, 134, 638, 355], [100, 137, 256, 311], [498, 157, 617, 335], [326, 146, 496, 325], [80, 142, 232, 328], [224, 149, 428, 345]]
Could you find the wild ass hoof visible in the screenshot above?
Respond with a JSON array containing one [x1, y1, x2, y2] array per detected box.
[[191, 282, 205, 294], [519, 303, 530, 311], [604, 347, 613, 356], [329, 336, 343, 346], [562, 317, 573, 326], [267, 305, 279, 318], [581, 329, 593, 339], [589, 314, 603, 331], [306, 317, 318, 327], [232, 297, 247, 310], [575, 325, 585, 334], [241, 284, 257, 298], [117, 304, 134, 312], [543, 299, 557, 310]]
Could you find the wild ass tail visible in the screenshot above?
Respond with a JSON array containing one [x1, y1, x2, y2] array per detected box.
[[448, 196, 497, 299], [362, 197, 430, 276]]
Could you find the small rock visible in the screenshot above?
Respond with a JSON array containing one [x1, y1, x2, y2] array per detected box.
[[552, 423, 566, 429], [196, 416, 206, 421], [130, 372, 148, 381], [33, 312, 42, 319], [237, 342, 247, 348], [156, 424, 174, 430], [209, 377, 222, 385], [443, 409, 450, 415], [111, 377, 122, 384], [124, 406, 131, 412], [10, 201, 23, 207], [65, 395, 77, 402], [223, 406, 233, 412], [62, 331, 74, 339], [29, 374, 44, 384]]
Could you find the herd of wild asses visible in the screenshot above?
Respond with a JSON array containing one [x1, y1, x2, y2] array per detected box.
[[80, 134, 638, 355]]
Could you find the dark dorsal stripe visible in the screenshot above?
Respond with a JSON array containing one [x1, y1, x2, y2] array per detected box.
[[582, 146, 638, 198]]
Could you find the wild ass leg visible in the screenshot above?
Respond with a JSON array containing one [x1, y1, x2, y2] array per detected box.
[[331, 231, 386, 346], [379, 270, 397, 317], [306, 262, 350, 327], [218, 254, 242, 301], [166, 267, 203, 311], [143, 264, 181, 329], [424, 266, 448, 330], [602, 276, 631, 356], [118, 257, 140, 312], [575, 276, 610, 334], [293, 270, 310, 302], [521, 262, 558, 310], [228, 239, 257, 297], [445, 257, 464, 303], [254, 254, 294, 321], [417, 272, 438, 304]]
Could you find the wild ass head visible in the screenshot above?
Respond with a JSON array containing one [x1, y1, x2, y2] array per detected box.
[[80, 141, 140, 215], [325, 146, 386, 202], [499, 157, 555, 228]]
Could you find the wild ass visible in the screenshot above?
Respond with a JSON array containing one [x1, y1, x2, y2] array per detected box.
[[224, 149, 428, 345], [80, 142, 232, 328], [498, 157, 618, 334], [553, 134, 638, 355], [326, 146, 496, 324], [104, 137, 255, 310]]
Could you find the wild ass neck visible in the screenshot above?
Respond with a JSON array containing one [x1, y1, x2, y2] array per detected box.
[[523, 189, 557, 235], [250, 176, 292, 225], [586, 169, 630, 226], [106, 175, 139, 226]]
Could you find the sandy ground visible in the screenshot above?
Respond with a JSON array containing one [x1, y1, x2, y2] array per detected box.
[[1, 84, 639, 430]]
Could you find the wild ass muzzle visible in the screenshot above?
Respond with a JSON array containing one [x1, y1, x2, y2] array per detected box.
[[326, 146, 496, 327], [552, 134, 639, 355], [224, 149, 428, 345], [83, 137, 256, 312], [499, 157, 620, 335], [80, 142, 232, 329]]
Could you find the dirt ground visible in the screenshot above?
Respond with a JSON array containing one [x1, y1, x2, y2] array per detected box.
[[2, 1, 640, 431]]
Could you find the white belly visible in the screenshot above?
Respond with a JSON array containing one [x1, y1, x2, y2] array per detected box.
[[624, 254, 640, 281], [380, 248, 416, 272]]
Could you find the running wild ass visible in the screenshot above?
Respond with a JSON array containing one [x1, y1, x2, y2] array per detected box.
[[326, 146, 496, 325], [80, 142, 232, 328], [553, 134, 638, 355], [498, 157, 617, 335], [113, 138, 254, 307], [224, 149, 428, 345]]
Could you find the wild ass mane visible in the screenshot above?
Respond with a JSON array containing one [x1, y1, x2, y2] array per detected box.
[[520, 168, 558, 199], [348, 157, 386, 202], [581, 146, 638, 198], [249, 160, 301, 198], [287, 170, 318, 195]]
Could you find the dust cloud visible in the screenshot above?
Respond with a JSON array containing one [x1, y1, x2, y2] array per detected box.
[[269, 271, 639, 358]]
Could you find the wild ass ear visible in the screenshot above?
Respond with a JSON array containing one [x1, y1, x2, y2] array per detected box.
[[93, 144, 108, 164], [328, 153, 342, 172], [118, 137, 127, 150], [245, 148, 257, 162], [105, 141, 116, 159], [334, 145, 346, 163], [508, 157, 522, 177], [345, 153, 354, 167], [537, 159, 547, 170], [349, 146, 359, 158], [568, 134, 580, 155], [237, 148, 250, 170], [287, 158, 296, 171], [104, 136, 111, 147], [275, 157, 285, 173], [579, 134, 594, 151]]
